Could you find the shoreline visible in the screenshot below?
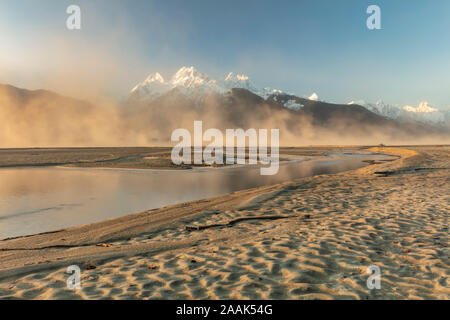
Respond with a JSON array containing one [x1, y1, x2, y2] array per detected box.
[[0, 149, 388, 241], [0, 149, 392, 242], [0, 147, 416, 272], [0, 146, 386, 171], [0, 146, 448, 299]]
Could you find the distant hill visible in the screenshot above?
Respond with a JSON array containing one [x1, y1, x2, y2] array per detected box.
[[125, 86, 450, 145], [1, 82, 449, 147], [131, 66, 450, 128], [0, 84, 121, 147]]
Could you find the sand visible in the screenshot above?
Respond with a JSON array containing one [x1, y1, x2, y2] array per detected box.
[[0, 147, 315, 170], [0, 146, 448, 300]]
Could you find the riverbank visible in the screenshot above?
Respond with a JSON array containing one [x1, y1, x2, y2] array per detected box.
[[0, 146, 448, 299], [0, 148, 389, 239], [0, 147, 325, 170]]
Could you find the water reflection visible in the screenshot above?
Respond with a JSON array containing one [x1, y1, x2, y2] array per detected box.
[[0, 154, 390, 239]]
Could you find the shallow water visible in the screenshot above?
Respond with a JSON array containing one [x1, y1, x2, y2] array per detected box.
[[0, 153, 391, 239]]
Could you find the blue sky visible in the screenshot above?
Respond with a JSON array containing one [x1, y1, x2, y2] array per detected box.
[[1, 0, 449, 108]]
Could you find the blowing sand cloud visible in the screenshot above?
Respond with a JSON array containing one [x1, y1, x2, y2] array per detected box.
[[1, 82, 449, 148]]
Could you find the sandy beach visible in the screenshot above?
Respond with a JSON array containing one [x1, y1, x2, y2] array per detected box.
[[0, 146, 448, 300]]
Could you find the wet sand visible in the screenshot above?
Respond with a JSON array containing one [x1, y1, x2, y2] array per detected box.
[[0, 146, 448, 299], [0, 147, 322, 170]]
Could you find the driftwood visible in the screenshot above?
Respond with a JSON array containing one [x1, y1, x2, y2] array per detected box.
[[184, 215, 291, 231], [375, 167, 448, 177]]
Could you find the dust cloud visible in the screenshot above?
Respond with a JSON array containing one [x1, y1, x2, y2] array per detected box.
[[0, 85, 448, 148]]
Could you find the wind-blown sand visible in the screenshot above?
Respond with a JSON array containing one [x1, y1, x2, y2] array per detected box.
[[0, 146, 448, 300]]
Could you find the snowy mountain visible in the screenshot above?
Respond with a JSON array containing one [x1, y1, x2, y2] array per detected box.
[[348, 100, 401, 119], [403, 101, 438, 113], [130, 66, 224, 99], [308, 93, 319, 101], [348, 100, 448, 126], [3, 82, 447, 147], [131, 66, 240, 100], [401, 102, 448, 124], [221, 72, 258, 92], [130, 66, 318, 110], [170, 66, 224, 94], [130, 66, 448, 128], [130, 72, 170, 99]]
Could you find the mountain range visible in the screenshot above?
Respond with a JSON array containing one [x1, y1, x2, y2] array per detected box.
[[131, 66, 449, 127], [348, 100, 449, 127], [0, 66, 449, 147], [123, 67, 449, 145]]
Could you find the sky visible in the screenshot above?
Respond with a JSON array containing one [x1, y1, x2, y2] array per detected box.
[[1, 0, 449, 108]]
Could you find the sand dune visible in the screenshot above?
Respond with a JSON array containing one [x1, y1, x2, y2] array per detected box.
[[0, 146, 448, 300]]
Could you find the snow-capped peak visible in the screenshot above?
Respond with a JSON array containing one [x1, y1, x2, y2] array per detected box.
[[347, 99, 448, 125], [131, 66, 263, 99], [131, 72, 166, 92], [171, 66, 213, 88], [401, 102, 446, 124], [130, 66, 220, 99], [131, 66, 319, 107], [224, 72, 248, 81], [145, 72, 165, 84], [348, 100, 400, 119], [222, 72, 258, 92], [308, 93, 318, 101], [130, 72, 170, 98], [403, 101, 438, 113], [347, 100, 367, 106]]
